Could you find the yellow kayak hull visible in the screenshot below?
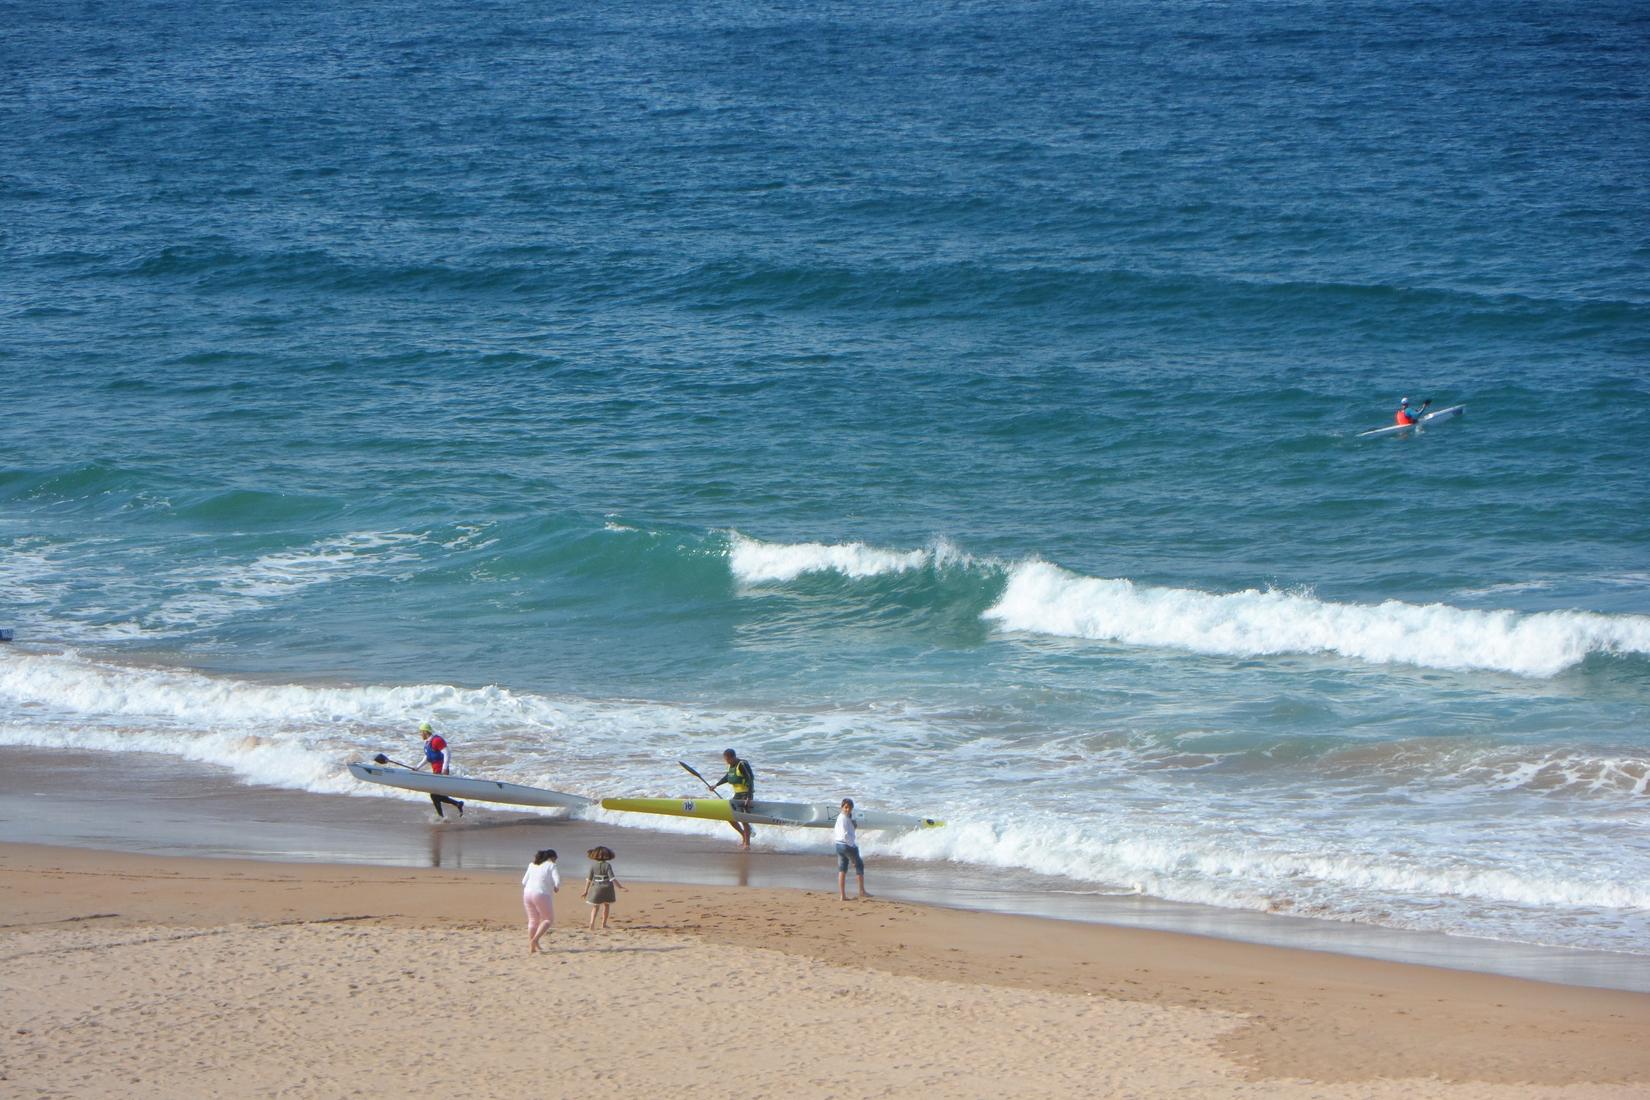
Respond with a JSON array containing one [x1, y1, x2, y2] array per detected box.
[[600, 796, 942, 831]]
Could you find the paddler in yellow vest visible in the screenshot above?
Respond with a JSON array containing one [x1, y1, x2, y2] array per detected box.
[[710, 748, 756, 849]]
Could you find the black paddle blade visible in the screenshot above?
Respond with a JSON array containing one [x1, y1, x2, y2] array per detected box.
[[373, 753, 390, 765], [678, 760, 707, 783]]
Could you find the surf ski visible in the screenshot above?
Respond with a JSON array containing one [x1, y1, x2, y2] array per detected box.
[[348, 762, 591, 809], [600, 796, 943, 831], [1357, 403, 1465, 438]]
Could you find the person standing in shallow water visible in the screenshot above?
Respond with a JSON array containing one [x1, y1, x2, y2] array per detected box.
[[711, 748, 756, 848], [834, 798, 871, 901], [411, 721, 464, 818]]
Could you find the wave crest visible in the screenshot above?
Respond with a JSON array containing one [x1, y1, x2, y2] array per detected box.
[[983, 560, 1650, 677], [724, 536, 1650, 677], [728, 531, 967, 583]]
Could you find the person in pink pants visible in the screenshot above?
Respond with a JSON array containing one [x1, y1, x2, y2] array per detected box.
[[521, 849, 560, 953]]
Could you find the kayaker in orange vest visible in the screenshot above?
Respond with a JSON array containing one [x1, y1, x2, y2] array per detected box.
[[1395, 396, 1430, 425]]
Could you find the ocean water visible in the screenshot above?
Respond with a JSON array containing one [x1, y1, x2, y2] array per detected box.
[[4, 0, 1649, 953]]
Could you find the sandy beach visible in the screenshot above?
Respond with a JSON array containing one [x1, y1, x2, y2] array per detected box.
[[4, 841, 1648, 1099]]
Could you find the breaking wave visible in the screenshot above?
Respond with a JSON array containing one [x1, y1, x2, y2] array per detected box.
[[726, 534, 1650, 677], [984, 560, 1650, 677]]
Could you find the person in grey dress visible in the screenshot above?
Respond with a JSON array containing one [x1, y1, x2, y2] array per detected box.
[[582, 846, 624, 930]]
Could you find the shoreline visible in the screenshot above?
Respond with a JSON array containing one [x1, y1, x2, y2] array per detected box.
[[4, 744, 1650, 994], [5, 840, 1649, 1096]]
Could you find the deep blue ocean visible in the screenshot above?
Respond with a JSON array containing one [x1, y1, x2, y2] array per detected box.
[[4, 0, 1648, 952]]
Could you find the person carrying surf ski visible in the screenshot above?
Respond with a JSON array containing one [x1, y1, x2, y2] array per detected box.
[[412, 721, 464, 818], [1394, 396, 1430, 426], [711, 748, 756, 848]]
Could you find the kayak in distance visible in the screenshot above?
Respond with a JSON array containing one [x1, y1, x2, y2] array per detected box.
[[601, 795, 944, 832], [1357, 403, 1466, 438], [347, 762, 591, 810]]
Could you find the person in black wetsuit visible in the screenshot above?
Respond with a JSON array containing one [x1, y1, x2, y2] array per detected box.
[[711, 748, 755, 848]]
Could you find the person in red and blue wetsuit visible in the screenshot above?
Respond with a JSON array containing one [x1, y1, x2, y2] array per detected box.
[[1395, 396, 1428, 425], [413, 721, 464, 818]]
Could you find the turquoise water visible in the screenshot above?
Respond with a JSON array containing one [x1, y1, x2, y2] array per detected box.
[[3, 0, 1648, 951]]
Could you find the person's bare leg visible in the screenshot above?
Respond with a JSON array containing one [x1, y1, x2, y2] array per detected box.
[[838, 870, 848, 900], [857, 873, 871, 899], [524, 895, 544, 952]]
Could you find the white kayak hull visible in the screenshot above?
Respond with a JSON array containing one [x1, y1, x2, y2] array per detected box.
[[1357, 404, 1465, 438], [348, 762, 590, 809]]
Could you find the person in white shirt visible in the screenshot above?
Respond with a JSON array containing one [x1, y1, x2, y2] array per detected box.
[[833, 799, 871, 901], [521, 849, 561, 953]]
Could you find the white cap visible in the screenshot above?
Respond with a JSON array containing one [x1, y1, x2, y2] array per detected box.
[[1400, 397, 1409, 405]]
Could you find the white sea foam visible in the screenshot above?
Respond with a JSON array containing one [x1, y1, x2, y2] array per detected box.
[[882, 809, 1650, 943], [983, 560, 1650, 677], [4, 646, 1647, 952], [1454, 752, 1650, 796], [0, 649, 741, 800], [149, 531, 421, 631], [0, 719, 359, 796], [0, 540, 66, 609], [1, 531, 425, 642], [728, 531, 943, 583], [437, 524, 499, 552], [0, 539, 161, 642], [1, 649, 420, 726], [1452, 579, 1555, 599]]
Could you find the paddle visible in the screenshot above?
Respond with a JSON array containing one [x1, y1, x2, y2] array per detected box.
[[677, 761, 749, 842], [677, 760, 719, 795], [373, 753, 417, 769]]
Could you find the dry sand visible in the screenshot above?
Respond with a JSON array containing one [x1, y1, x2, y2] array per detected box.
[[3, 842, 1648, 1099]]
